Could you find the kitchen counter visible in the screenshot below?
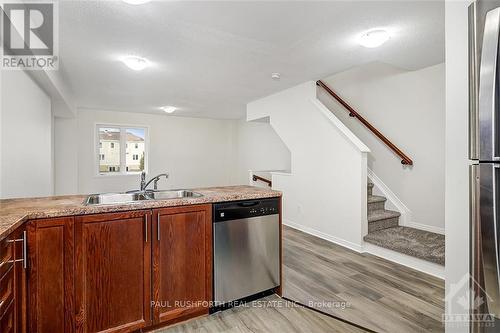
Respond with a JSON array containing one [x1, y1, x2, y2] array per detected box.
[[0, 185, 281, 241]]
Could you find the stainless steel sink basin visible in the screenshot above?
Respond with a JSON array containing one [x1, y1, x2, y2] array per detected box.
[[145, 190, 203, 200], [85, 190, 202, 205], [85, 192, 148, 205]]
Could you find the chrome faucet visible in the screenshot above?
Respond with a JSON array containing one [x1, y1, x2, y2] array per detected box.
[[140, 171, 169, 191]]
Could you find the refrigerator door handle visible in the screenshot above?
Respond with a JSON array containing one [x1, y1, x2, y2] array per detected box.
[[469, 3, 480, 160], [480, 163, 500, 317], [479, 8, 500, 162]]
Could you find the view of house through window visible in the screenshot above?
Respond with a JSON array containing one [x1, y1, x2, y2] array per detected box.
[[126, 128, 146, 172], [97, 125, 147, 175]]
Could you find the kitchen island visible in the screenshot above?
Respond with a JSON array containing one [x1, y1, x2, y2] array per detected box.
[[0, 185, 282, 333]]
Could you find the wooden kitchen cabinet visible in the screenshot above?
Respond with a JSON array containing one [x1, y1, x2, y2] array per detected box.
[[26, 217, 75, 333], [151, 205, 212, 326], [74, 210, 152, 333], [19, 203, 218, 332]]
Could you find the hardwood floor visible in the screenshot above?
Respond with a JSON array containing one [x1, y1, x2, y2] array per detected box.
[[154, 295, 367, 333], [283, 226, 445, 333]]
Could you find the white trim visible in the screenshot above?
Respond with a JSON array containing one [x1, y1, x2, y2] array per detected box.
[[367, 168, 412, 226], [309, 98, 370, 153], [403, 221, 445, 235], [284, 219, 364, 253], [270, 171, 293, 177], [284, 219, 444, 279], [363, 242, 444, 279]]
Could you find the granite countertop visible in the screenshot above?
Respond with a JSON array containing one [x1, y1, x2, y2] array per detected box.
[[0, 185, 281, 241]]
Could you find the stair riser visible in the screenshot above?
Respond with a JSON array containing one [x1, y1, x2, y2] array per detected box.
[[368, 217, 399, 233], [368, 201, 386, 214]]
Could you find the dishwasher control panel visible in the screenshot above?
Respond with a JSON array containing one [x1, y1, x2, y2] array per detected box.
[[213, 198, 280, 223]]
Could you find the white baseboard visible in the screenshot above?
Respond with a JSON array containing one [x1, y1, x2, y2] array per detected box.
[[283, 220, 364, 253], [363, 242, 444, 279], [284, 219, 444, 279], [404, 221, 445, 235]]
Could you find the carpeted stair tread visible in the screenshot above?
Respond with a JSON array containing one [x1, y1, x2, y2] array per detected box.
[[368, 195, 386, 204], [363, 226, 445, 265], [368, 209, 400, 222]]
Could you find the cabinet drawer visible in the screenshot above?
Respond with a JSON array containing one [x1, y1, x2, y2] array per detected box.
[[0, 299, 14, 333], [0, 267, 14, 319], [0, 238, 13, 278]]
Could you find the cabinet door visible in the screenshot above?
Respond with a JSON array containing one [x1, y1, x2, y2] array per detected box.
[[75, 210, 151, 333], [27, 217, 75, 333], [152, 205, 212, 325]]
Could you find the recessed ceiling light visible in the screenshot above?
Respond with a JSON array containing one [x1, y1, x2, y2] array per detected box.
[[160, 106, 177, 113], [358, 30, 390, 48], [123, 0, 151, 5], [121, 56, 149, 71], [271, 73, 280, 80]]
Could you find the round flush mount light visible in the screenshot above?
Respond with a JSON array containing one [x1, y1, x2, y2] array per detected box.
[[122, 0, 151, 5], [160, 106, 177, 113], [358, 29, 390, 48], [271, 72, 280, 80], [121, 56, 149, 71]]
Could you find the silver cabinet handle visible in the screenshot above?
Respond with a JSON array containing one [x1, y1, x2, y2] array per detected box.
[[22, 230, 27, 269], [144, 214, 148, 243], [157, 214, 160, 241], [5, 231, 27, 269]]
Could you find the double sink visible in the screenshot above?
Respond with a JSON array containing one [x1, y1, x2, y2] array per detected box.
[[85, 189, 203, 205]]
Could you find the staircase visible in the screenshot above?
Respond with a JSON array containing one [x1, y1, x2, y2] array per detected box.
[[364, 182, 445, 266]]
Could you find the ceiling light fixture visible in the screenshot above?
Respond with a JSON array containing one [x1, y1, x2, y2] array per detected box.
[[161, 106, 177, 113], [121, 56, 149, 71], [122, 0, 151, 5], [271, 73, 280, 80], [358, 29, 390, 48]]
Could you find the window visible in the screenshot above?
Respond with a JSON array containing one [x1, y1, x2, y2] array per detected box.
[[97, 125, 148, 175]]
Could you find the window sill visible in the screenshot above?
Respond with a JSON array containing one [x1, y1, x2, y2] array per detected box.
[[94, 172, 145, 178]]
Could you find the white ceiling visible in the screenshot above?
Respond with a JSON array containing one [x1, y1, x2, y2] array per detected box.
[[59, 0, 445, 119]]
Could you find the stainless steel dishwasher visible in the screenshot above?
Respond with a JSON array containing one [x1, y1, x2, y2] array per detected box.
[[213, 198, 280, 306]]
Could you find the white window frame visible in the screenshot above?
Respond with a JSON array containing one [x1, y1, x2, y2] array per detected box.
[[95, 123, 149, 177]]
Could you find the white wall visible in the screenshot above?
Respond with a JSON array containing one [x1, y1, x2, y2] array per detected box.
[[248, 81, 369, 250], [54, 117, 79, 195], [318, 62, 445, 233], [231, 119, 290, 184], [54, 109, 290, 195], [1, 70, 53, 198], [444, 1, 471, 332]]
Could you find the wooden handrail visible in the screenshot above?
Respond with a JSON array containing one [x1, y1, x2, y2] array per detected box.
[[252, 175, 272, 187], [316, 80, 413, 165]]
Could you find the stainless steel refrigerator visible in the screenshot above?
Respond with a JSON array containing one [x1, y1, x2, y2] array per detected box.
[[470, 0, 500, 328]]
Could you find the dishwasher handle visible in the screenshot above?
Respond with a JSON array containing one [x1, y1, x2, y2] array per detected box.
[[236, 201, 260, 207]]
